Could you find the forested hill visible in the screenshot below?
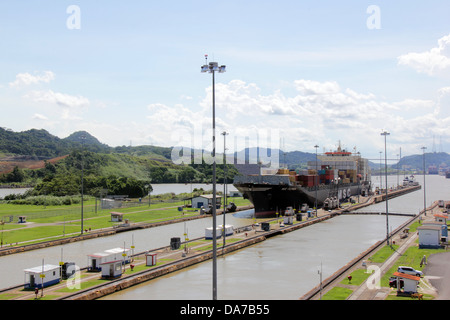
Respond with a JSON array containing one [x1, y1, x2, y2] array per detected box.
[[0, 128, 238, 197], [0, 128, 110, 158], [0, 127, 173, 161]]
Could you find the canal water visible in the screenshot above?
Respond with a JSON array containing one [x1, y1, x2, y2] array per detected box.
[[0, 175, 448, 299]]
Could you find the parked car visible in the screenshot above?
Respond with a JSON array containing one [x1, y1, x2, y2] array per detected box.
[[389, 277, 404, 289], [397, 266, 423, 277]]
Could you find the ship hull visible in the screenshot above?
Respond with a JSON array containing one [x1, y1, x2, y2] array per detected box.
[[234, 182, 367, 218]]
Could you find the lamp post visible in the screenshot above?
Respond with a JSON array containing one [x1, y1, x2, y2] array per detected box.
[[81, 135, 86, 235], [201, 55, 226, 300], [421, 146, 427, 216], [379, 151, 382, 190], [222, 131, 229, 250], [314, 145, 319, 216], [381, 131, 390, 245]]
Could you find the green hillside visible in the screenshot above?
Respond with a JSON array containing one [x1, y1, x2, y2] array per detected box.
[[0, 129, 238, 197]]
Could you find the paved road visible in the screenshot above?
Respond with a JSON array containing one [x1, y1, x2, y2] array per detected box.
[[423, 251, 450, 300]]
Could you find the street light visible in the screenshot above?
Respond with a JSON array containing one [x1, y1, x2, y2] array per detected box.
[[421, 146, 427, 216], [381, 131, 390, 245], [314, 145, 319, 216], [201, 54, 226, 300], [222, 131, 229, 250], [81, 135, 86, 235]]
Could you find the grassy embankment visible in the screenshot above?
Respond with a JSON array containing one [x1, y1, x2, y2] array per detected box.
[[0, 195, 251, 246]]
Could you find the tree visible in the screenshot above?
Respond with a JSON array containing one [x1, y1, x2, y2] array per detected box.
[[5, 166, 24, 183]]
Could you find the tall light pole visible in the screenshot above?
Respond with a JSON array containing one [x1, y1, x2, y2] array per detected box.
[[222, 131, 229, 250], [314, 145, 319, 215], [381, 131, 390, 245], [421, 146, 427, 216], [201, 55, 226, 300], [379, 151, 382, 190], [81, 135, 86, 235]]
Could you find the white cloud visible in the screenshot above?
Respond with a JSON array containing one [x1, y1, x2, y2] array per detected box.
[[9, 71, 55, 87], [24, 89, 90, 121], [25, 90, 90, 109], [32, 113, 48, 120], [140, 79, 450, 157], [435, 86, 450, 118], [397, 33, 450, 76]]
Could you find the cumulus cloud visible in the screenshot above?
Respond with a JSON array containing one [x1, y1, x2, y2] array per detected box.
[[24, 89, 90, 121], [398, 33, 450, 76], [32, 113, 48, 120], [25, 90, 90, 109], [142, 78, 450, 156], [435, 86, 450, 118], [9, 71, 55, 87]]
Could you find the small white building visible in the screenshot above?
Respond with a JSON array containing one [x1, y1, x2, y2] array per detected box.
[[104, 247, 131, 264], [393, 272, 420, 294], [87, 247, 131, 271], [24, 264, 61, 289], [418, 223, 442, 249], [219, 224, 234, 236], [110, 212, 124, 222], [87, 252, 111, 271], [228, 191, 242, 197], [100, 260, 123, 279], [434, 213, 448, 224], [146, 253, 157, 266], [205, 226, 222, 240], [192, 194, 222, 209]]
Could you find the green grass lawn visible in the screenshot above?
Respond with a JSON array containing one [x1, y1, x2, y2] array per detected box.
[[0, 197, 252, 246], [321, 287, 354, 300]]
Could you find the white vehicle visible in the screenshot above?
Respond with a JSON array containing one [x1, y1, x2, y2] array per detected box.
[[397, 266, 423, 277]]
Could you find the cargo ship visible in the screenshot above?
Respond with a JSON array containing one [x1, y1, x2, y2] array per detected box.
[[233, 145, 372, 218]]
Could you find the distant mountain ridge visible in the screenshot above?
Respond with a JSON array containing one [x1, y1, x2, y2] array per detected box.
[[0, 127, 448, 172]]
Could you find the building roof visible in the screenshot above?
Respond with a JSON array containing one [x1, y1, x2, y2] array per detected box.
[[418, 225, 443, 231], [193, 194, 222, 199], [24, 264, 60, 274], [100, 260, 123, 265], [393, 272, 421, 281], [88, 252, 111, 258], [434, 213, 448, 219], [104, 247, 130, 254], [110, 212, 124, 216]]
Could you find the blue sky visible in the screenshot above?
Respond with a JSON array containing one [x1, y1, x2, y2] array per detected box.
[[1, 1, 450, 162]]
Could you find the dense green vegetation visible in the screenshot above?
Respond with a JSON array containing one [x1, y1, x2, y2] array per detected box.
[[0, 128, 239, 197], [1, 150, 238, 198]]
